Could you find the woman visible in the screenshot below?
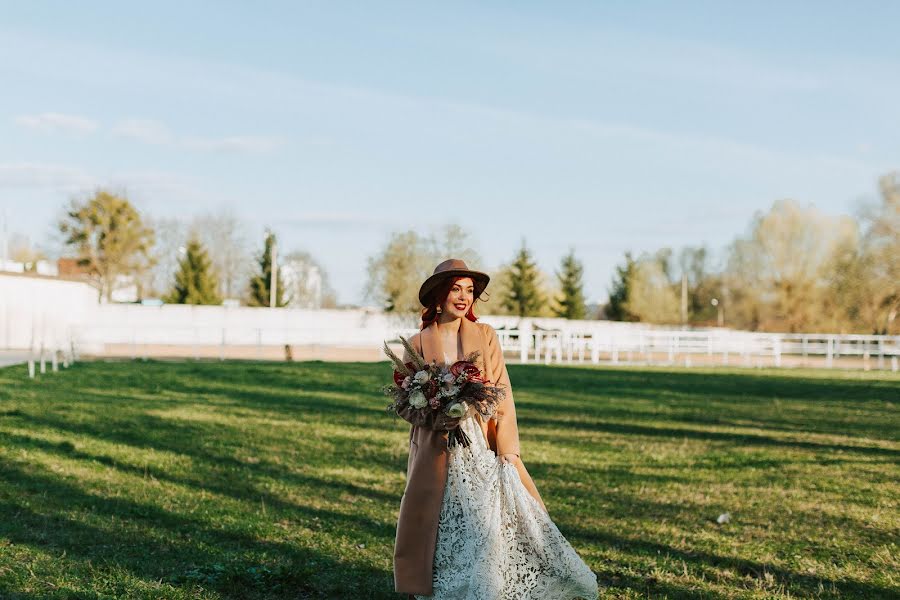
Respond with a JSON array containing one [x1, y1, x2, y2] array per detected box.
[[393, 258, 598, 599]]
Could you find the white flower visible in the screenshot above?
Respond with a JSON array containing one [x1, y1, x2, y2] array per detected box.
[[446, 402, 467, 418], [442, 373, 455, 384], [439, 385, 460, 398], [401, 376, 411, 390], [408, 390, 428, 408], [413, 370, 430, 385]]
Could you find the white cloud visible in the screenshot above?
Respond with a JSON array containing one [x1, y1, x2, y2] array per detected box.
[[112, 119, 174, 145], [14, 112, 98, 134], [181, 134, 284, 154], [0, 162, 95, 189], [0, 163, 206, 205], [112, 118, 283, 154]]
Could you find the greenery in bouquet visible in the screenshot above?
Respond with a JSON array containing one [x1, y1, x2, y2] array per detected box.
[[382, 336, 506, 447]]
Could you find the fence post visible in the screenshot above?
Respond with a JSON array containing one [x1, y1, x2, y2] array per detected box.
[[591, 335, 599, 364], [611, 336, 618, 364], [774, 336, 781, 368], [520, 333, 528, 364], [826, 336, 834, 368]]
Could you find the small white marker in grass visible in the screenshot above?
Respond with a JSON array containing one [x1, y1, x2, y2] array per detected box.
[[716, 512, 731, 524]]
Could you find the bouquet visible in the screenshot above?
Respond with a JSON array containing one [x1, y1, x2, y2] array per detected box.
[[383, 336, 506, 448]]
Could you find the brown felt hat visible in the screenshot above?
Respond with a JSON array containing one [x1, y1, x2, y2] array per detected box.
[[418, 258, 490, 307]]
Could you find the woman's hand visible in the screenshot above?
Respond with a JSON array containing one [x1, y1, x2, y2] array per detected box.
[[498, 453, 520, 464], [397, 403, 459, 431], [433, 413, 461, 431]]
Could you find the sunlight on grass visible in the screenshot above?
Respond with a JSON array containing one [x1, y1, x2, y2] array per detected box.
[[1, 360, 897, 599]]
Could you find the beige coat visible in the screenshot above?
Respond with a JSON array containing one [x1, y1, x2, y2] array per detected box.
[[392, 317, 545, 595]]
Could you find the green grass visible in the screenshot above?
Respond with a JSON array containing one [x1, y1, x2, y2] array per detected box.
[[0, 360, 897, 599]]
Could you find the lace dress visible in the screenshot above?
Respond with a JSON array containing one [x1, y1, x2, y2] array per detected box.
[[415, 411, 599, 599]]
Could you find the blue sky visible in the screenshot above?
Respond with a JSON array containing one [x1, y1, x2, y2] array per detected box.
[[1, 1, 897, 305]]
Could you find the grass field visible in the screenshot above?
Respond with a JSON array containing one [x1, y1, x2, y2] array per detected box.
[[0, 360, 897, 599]]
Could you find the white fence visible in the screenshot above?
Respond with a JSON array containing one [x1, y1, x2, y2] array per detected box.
[[1, 272, 898, 371], [488, 324, 900, 371]]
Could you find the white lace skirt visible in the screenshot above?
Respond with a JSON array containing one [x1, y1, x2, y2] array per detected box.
[[415, 415, 599, 600]]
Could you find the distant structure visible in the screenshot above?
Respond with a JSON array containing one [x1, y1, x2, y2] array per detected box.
[[0, 259, 58, 276]]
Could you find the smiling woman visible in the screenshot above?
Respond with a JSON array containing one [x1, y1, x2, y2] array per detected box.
[[392, 258, 598, 599]]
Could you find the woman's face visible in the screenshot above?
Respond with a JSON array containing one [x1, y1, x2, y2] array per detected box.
[[440, 277, 475, 320]]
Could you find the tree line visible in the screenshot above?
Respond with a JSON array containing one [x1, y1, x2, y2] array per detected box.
[[34, 171, 898, 334], [365, 172, 898, 334], [55, 189, 336, 308]]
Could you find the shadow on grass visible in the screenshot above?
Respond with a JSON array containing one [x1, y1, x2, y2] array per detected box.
[[0, 459, 394, 599], [523, 415, 900, 459], [3, 359, 897, 599], [567, 524, 895, 600]]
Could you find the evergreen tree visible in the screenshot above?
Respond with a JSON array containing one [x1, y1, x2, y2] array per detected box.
[[248, 231, 290, 307], [553, 249, 587, 319], [502, 241, 545, 317], [606, 251, 638, 321], [164, 237, 222, 305]]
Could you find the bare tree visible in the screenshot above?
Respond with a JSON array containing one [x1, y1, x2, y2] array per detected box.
[[624, 256, 681, 324], [190, 210, 252, 300], [365, 225, 484, 313], [726, 199, 856, 332]]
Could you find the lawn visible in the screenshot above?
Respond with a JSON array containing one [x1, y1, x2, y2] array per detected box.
[[0, 360, 897, 599]]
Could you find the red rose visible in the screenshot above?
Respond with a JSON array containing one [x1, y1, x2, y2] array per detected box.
[[450, 360, 486, 383], [392, 362, 416, 386]]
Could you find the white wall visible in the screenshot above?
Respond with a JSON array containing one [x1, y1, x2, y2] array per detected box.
[[0, 272, 97, 351]]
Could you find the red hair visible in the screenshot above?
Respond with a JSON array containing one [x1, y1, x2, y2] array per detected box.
[[420, 276, 481, 329]]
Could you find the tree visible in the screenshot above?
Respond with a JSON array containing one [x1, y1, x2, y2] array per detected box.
[[365, 225, 483, 314], [366, 231, 433, 313], [282, 249, 338, 309], [144, 216, 184, 298], [624, 256, 681, 324], [247, 231, 290, 307], [553, 249, 587, 319], [676, 245, 721, 324], [501, 241, 545, 317], [164, 237, 222, 305], [190, 210, 252, 300], [58, 189, 155, 302], [7, 232, 47, 271], [605, 252, 638, 321], [832, 172, 900, 333], [725, 199, 856, 332]]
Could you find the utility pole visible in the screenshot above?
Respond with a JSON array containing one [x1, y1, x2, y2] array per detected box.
[[269, 234, 277, 308], [680, 273, 688, 325]]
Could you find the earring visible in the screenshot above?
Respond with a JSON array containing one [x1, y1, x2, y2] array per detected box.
[[436, 306, 442, 313]]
